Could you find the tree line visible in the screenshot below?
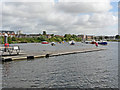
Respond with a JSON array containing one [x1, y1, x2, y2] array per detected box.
[[0, 34, 82, 44], [0, 31, 120, 44]]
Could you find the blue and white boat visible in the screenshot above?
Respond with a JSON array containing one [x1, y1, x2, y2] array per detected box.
[[98, 40, 107, 45], [69, 40, 75, 45], [51, 42, 56, 46]]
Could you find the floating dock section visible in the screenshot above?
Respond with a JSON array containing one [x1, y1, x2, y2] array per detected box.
[[1, 48, 106, 62]]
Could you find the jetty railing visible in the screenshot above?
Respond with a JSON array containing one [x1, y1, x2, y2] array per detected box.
[[0, 45, 20, 55]]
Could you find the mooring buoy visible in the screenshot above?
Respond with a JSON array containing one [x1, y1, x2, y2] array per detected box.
[[46, 54, 50, 58]]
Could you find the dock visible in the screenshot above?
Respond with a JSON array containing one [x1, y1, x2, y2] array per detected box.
[[1, 48, 106, 62]]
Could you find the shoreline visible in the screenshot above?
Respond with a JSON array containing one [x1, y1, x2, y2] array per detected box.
[[0, 40, 119, 45]]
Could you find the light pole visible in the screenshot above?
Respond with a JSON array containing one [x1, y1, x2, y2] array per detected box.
[[4, 33, 8, 44]]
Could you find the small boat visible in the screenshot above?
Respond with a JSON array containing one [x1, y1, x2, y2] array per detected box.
[[98, 41, 107, 45], [90, 40, 96, 44], [84, 41, 91, 44], [62, 41, 65, 44], [42, 41, 49, 44], [51, 42, 56, 46], [69, 40, 75, 45]]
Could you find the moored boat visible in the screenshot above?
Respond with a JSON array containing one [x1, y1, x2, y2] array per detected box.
[[90, 40, 96, 44], [98, 41, 107, 45], [51, 42, 56, 46], [84, 41, 91, 44], [69, 40, 75, 45], [42, 41, 49, 44]]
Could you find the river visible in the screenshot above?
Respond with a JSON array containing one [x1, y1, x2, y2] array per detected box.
[[1, 42, 118, 88]]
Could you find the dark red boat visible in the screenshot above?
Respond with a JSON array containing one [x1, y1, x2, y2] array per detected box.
[[90, 40, 96, 44]]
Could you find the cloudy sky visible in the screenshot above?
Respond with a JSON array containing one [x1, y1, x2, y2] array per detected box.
[[0, 0, 119, 36]]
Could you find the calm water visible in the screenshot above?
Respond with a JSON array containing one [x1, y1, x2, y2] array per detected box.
[[1, 42, 118, 88]]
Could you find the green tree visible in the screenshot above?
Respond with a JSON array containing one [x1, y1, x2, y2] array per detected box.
[[56, 38, 62, 42], [99, 36, 103, 40], [43, 31, 46, 35], [64, 34, 72, 41], [51, 34, 54, 37], [65, 38, 69, 41], [104, 36, 109, 40], [75, 37, 82, 41], [8, 36, 12, 44], [0, 36, 4, 44], [71, 34, 77, 38], [64, 34, 71, 38], [115, 35, 120, 39], [94, 37, 97, 40], [39, 35, 47, 41], [12, 37, 16, 41]]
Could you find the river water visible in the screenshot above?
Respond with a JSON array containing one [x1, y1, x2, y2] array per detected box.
[[1, 42, 118, 88]]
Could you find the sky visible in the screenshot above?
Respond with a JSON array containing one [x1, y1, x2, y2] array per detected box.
[[0, 0, 119, 36]]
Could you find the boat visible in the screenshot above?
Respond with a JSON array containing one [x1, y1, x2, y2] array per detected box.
[[90, 40, 96, 44], [51, 42, 56, 46], [98, 40, 107, 45], [62, 41, 65, 44], [84, 41, 91, 44], [41, 41, 49, 44], [69, 40, 75, 45]]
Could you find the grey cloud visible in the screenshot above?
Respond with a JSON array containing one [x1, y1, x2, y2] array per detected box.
[[1, 2, 118, 35], [55, 2, 112, 13]]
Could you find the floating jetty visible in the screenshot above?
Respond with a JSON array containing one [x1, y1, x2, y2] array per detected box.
[[1, 48, 106, 62]]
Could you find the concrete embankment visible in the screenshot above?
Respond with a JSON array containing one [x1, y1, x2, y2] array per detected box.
[[1, 48, 106, 62]]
